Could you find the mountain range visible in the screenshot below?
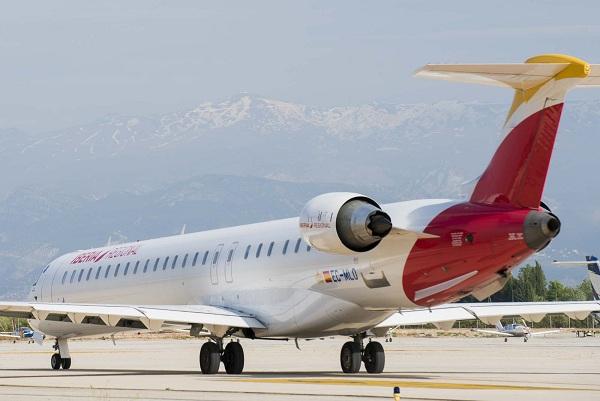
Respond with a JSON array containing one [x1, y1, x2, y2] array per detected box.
[[1, 95, 599, 299]]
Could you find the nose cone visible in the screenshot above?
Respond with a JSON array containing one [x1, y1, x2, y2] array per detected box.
[[367, 212, 392, 238]]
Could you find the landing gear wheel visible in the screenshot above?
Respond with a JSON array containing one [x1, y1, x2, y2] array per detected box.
[[199, 342, 221, 374], [340, 341, 361, 373], [61, 358, 71, 370], [222, 342, 244, 374], [504, 338, 508, 343], [524, 337, 528, 343], [363, 341, 385, 374], [51, 353, 61, 370]]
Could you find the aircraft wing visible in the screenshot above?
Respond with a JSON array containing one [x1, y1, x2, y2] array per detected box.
[[529, 329, 561, 336], [473, 329, 513, 337], [376, 301, 600, 329], [0, 301, 265, 334]]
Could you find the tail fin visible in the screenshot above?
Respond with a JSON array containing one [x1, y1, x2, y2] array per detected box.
[[585, 256, 600, 301], [416, 54, 600, 208], [494, 320, 504, 331]]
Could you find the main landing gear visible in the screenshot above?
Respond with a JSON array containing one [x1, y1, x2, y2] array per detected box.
[[340, 334, 385, 374], [200, 339, 244, 374], [51, 339, 71, 370]]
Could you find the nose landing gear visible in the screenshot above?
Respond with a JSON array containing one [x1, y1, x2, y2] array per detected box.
[[340, 334, 385, 374]]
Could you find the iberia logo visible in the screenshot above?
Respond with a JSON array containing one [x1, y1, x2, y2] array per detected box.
[[70, 245, 140, 264]]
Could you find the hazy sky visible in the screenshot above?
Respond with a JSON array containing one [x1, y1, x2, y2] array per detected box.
[[2, 0, 600, 131]]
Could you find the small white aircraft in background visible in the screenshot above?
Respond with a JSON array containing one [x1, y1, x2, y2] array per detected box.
[[474, 319, 560, 342], [0, 326, 41, 343]]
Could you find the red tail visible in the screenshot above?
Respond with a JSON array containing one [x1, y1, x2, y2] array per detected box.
[[470, 103, 564, 208]]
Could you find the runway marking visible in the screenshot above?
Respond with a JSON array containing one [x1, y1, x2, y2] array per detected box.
[[238, 378, 588, 391]]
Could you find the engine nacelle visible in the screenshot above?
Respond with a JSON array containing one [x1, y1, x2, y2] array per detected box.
[[299, 192, 392, 254]]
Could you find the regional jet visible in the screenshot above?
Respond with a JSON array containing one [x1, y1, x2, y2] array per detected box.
[[474, 319, 560, 342], [1, 54, 600, 375]]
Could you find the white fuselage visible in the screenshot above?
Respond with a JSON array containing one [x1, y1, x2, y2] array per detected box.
[[29, 199, 455, 338]]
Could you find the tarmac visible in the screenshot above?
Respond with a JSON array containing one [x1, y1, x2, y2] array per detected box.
[[0, 333, 598, 401]]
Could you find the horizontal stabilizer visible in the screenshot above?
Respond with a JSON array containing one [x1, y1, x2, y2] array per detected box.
[[416, 62, 600, 89]]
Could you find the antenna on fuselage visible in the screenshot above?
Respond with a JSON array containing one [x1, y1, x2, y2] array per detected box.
[[106, 236, 112, 246], [180, 224, 186, 235]]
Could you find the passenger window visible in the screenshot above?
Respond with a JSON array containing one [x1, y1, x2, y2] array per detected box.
[[105, 265, 112, 278], [61, 271, 68, 285], [256, 243, 263, 258], [172, 255, 178, 269], [294, 238, 301, 253], [153, 258, 160, 271], [95, 266, 102, 280], [70, 270, 76, 284], [267, 241, 274, 256], [86, 268, 93, 281], [182, 254, 188, 268], [124, 262, 130, 276], [244, 245, 251, 259], [163, 257, 170, 270], [282, 240, 289, 255], [202, 251, 209, 265], [143, 259, 150, 273], [192, 252, 199, 266], [78, 269, 84, 282], [227, 249, 234, 263], [133, 261, 140, 274], [114, 263, 120, 277]]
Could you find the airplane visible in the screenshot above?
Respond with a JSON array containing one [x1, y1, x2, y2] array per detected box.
[[553, 255, 600, 320], [473, 319, 560, 342], [1, 53, 600, 375], [0, 326, 38, 342]]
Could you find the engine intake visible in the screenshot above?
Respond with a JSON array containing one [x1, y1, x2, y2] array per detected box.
[[300, 193, 392, 254]]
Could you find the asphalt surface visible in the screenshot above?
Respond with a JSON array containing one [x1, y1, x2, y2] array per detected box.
[[0, 333, 598, 400]]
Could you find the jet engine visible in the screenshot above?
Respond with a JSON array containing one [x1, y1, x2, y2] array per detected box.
[[523, 204, 561, 251], [299, 193, 392, 254]]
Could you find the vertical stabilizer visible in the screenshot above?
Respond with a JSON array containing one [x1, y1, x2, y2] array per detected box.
[[416, 54, 596, 208], [585, 256, 600, 301]]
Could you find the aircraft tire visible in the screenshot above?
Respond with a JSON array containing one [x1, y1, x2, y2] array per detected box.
[[61, 358, 71, 370], [199, 342, 220, 374], [340, 341, 361, 373], [363, 341, 385, 374], [51, 353, 61, 370], [223, 342, 244, 374]]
